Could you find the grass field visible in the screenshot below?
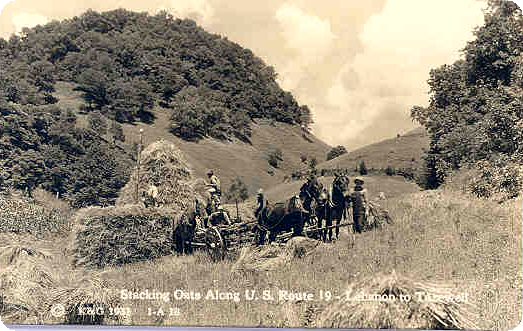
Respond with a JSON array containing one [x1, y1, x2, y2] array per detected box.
[[1, 176, 520, 329], [3, 83, 520, 329]]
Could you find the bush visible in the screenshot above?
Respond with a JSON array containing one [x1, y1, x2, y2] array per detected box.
[[359, 160, 368, 176], [225, 177, 249, 203], [0, 194, 72, 234], [268, 148, 283, 168], [327, 146, 348, 161], [385, 166, 395, 176], [443, 156, 522, 202]]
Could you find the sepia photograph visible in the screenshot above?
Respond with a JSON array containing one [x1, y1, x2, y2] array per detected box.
[[0, 0, 521, 330]]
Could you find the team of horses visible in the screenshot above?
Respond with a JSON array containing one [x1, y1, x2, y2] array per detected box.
[[173, 173, 354, 255], [257, 173, 352, 243]]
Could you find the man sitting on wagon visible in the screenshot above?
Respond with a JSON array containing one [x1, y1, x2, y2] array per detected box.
[[204, 198, 231, 227]]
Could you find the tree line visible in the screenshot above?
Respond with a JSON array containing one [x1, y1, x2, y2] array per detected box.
[[0, 8, 316, 207], [411, 0, 523, 200], [0, 9, 312, 142]]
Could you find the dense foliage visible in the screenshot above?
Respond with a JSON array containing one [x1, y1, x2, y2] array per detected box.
[[358, 160, 368, 176], [327, 145, 348, 161], [0, 102, 132, 207], [0, 9, 312, 141], [411, 0, 523, 199], [268, 147, 284, 168], [225, 177, 249, 204]]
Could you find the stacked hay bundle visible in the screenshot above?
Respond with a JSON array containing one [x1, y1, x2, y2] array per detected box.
[[231, 237, 321, 272], [314, 271, 478, 329], [0, 239, 55, 324], [117, 140, 204, 212], [70, 205, 180, 268], [361, 201, 393, 231], [48, 276, 129, 325], [72, 140, 205, 268]]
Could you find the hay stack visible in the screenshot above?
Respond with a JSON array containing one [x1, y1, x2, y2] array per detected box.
[[362, 201, 393, 231], [117, 140, 203, 212], [70, 205, 181, 268], [232, 237, 321, 272], [48, 276, 129, 325], [315, 271, 478, 329], [0, 244, 56, 324]]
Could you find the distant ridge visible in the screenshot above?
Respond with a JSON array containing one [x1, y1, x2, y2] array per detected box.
[[318, 127, 429, 171]]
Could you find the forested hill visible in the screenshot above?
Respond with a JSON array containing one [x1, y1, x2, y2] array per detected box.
[[0, 9, 328, 207], [0, 9, 312, 141]]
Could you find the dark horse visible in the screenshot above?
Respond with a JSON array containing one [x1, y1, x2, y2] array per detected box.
[[173, 199, 205, 255], [330, 173, 351, 240], [256, 196, 306, 244], [299, 176, 324, 224], [300, 176, 332, 241]]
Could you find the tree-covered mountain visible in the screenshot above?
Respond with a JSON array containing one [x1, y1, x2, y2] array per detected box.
[[0, 8, 326, 207], [0, 9, 312, 141]]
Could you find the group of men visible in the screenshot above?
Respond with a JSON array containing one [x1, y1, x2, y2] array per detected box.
[[146, 168, 369, 234]]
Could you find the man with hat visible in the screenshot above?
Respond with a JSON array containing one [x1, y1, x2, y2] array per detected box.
[[254, 188, 265, 219], [205, 169, 221, 203], [350, 177, 368, 233]]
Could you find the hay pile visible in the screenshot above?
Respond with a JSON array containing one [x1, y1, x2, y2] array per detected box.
[[314, 271, 478, 329], [48, 276, 129, 325], [0, 240, 55, 324], [232, 237, 321, 272], [117, 140, 204, 212], [70, 205, 180, 268], [361, 201, 393, 231]]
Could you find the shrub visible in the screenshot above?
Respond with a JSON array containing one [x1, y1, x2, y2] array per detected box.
[[225, 177, 249, 204], [385, 166, 395, 176], [327, 146, 348, 161], [268, 148, 283, 168], [359, 160, 368, 176], [0, 194, 72, 234]]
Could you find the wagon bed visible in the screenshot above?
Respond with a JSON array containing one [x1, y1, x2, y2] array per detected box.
[[188, 217, 354, 260]]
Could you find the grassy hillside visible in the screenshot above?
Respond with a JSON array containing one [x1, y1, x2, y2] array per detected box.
[[2, 188, 520, 329], [53, 82, 331, 196], [319, 127, 429, 171]]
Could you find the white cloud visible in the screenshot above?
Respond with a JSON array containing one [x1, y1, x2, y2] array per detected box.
[[321, 0, 485, 146], [0, 0, 13, 15], [157, 0, 214, 28], [275, 2, 336, 91], [12, 12, 48, 34]]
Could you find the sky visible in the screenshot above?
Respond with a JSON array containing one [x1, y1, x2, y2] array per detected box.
[[0, 0, 517, 151]]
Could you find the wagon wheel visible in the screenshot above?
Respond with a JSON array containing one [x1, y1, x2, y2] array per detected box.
[[306, 215, 319, 239], [205, 227, 226, 261]]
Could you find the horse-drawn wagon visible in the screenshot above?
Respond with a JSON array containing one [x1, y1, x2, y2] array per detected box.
[[179, 173, 392, 260]]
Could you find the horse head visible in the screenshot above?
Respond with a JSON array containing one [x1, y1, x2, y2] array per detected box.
[[332, 174, 350, 197]]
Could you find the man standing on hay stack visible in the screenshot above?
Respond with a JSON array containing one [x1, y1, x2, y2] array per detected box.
[[350, 177, 369, 234], [206, 169, 221, 204]]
